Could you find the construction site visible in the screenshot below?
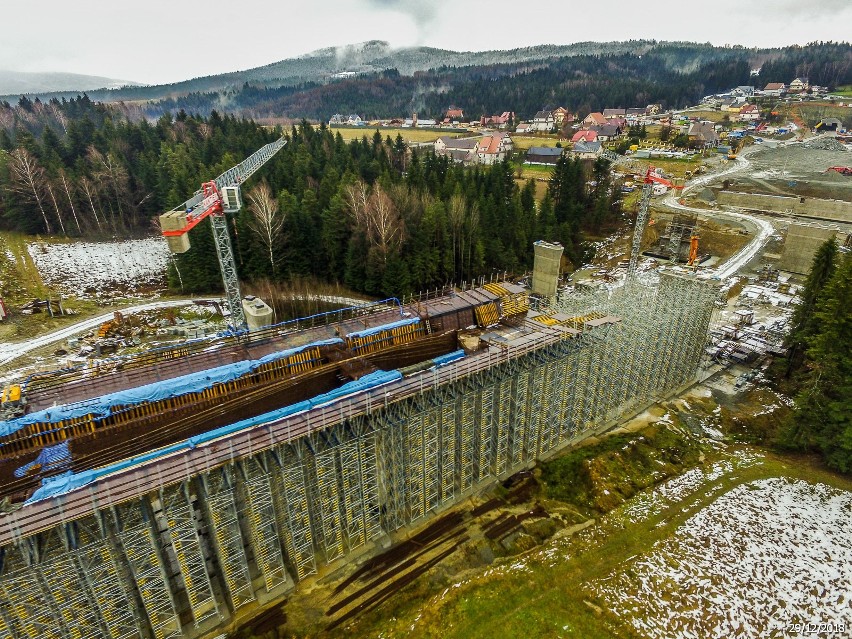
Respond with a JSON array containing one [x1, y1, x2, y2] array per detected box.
[[0, 261, 720, 638]]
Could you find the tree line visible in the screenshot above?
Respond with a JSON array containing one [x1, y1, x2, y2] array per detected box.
[[0, 97, 275, 237], [774, 239, 852, 474], [172, 123, 622, 298]]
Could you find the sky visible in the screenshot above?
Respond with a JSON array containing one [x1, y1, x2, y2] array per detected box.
[[1, 0, 850, 85]]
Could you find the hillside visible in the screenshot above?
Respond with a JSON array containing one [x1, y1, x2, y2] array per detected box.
[[0, 70, 137, 95], [1, 41, 849, 123]]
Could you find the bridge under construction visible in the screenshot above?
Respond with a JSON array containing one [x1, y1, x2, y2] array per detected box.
[[0, 272, 717, 639]]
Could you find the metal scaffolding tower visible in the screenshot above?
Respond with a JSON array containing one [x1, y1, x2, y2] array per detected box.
[[0, 274, 720, 639]]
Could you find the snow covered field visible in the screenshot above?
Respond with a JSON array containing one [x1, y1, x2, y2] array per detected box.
[[593, 478, 852, 638], [27, 238, 170, 297]]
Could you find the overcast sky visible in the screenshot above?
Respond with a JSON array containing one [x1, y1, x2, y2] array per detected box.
[[1, 0, 849, 85]]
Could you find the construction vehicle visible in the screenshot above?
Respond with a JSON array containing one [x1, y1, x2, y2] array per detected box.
[[601, 149, 683, 276], [825, 166, 852, 176], [159, 137, 287, 331], [0, 384, 25, 419]]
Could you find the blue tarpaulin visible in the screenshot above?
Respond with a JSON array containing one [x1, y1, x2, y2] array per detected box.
[[432, 350, 465, 367], [0, 338, 344, 439], [347, 317, 419, 339], [26, 369, 403, 504], [14, 441, 71, 477]]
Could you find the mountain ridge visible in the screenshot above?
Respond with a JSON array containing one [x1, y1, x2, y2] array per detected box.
[[0, 39, 742, 103], [0, 70, 138, 96]]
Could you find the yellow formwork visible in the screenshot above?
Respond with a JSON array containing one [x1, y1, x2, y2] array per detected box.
[[474, 302, 500, 327]]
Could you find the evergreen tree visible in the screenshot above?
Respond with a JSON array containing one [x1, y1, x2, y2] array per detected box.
[[784, 239, 838, 375], [787, 255, 852, 472]]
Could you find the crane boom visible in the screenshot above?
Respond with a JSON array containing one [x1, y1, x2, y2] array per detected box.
[[601, 148, 681, 277], [160, 137, 287, 331]]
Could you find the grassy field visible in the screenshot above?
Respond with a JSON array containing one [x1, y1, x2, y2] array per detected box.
[[678, 109, 730, 123], [832, 85, 852, 98], [330, 127, 459, 145], [511, 134, 563, 151]]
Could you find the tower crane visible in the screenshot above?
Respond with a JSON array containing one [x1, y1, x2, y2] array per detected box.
[[601, 149, 683, 277], [159, 137, 287, 330]]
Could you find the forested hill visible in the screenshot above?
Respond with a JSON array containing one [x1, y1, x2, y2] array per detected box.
[[0, 40, 723, 103], [4, 41, 850, 122], [135, 41, 852, 121]]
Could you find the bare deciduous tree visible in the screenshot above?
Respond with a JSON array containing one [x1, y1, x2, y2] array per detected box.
[[45, 182, 67, 236], [7, 148, 52, 233], [87, 146, 131, 230], [346, 181, 405, 265], [59, 170, 82, 234], [246, 181, 283, 275], [79, 176, 104, 232]]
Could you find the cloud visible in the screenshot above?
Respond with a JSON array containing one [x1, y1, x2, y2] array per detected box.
[[363, 0, 447, 40]]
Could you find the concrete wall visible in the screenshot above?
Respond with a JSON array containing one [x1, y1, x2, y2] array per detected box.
[[779, 224, 838, 274], [716, 191, 852, 223]]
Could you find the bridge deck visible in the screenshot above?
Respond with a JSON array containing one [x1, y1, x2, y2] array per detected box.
[[0, 313, 614, 545]]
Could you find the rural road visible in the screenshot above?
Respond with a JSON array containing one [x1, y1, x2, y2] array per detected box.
[[661, 144, 776, 279], [0, 294, 372, 369]]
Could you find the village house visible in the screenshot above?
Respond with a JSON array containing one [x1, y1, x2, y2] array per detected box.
[[571, 129, 598, 144], [789, 77, 809, 93], [434, 136, 480, 163], [525, 146, 564, 165], [603, 108, 626, 120], [445, 107, 464, 120], [625, 108, 646, 125], [763, 82, 787, 97], [434, 133, 513, 165], [480, 112, 515, 128], [529, 110, 556, 132], [722, 98, 747, 113], [475, 132, 514, 164], [590, 123, 622, 141], [646, 104, 663, 115], [328, 113, 364, 126], [515, 122, 532, 134], [688, 121, 720, 148], [582, 112, 607, 127], [738, 104, 760, 122], [572, 140, 602, 160], [552, 107, 575, 128], [732, 85, 755, 97]]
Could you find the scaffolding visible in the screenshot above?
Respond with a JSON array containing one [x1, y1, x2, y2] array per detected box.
[[275, 457, 316, 581], [476, 385, 495, 482], [113, 502, 181, 639], [0, 274, 720, 639], [313, 446, 345, 563], [202, 468, 255, 612], [74, 523, 144, 639], [239, 456, 291, 595], [158, 484, 219, 627]]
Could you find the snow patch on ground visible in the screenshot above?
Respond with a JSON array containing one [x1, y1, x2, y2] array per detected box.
[[27, 238, 170, 297], [593, 478, 852, 639], [618, 450, 758, 525]]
